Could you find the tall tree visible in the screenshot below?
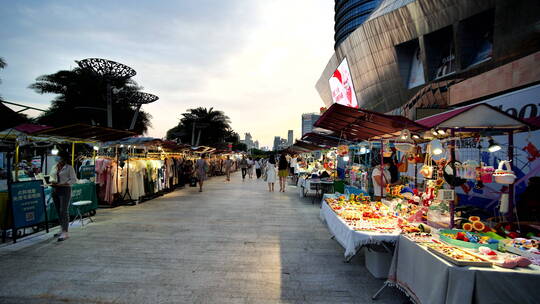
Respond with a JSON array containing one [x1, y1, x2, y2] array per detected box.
[[166, 107, 238, 146], [29, 67, 151, 134]]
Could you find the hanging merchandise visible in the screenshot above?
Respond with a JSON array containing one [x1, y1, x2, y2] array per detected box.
[[499, 192, 510, 213], [337, 145, 349, 156], [443, 161, 467, 187], [461, 160, 478, 179], [407, 145, 425, 164], [383, 140, 393, 157], [420, 146, 433, 179], [395, 129, 415, 153], [493, 160, 516, 184], [480, 164, 495, 183], [397, 154, 408, 172]]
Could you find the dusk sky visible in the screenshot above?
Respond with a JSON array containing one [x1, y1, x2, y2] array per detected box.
[[0, 0, 334, 148]]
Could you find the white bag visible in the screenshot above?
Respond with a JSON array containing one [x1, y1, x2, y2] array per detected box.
[[493, 160, 516, 184]]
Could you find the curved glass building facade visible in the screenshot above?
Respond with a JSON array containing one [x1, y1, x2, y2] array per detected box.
[[334, 0, 381, 49]]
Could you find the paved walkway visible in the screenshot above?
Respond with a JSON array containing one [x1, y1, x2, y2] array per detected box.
[[0, 173, 407, 304]]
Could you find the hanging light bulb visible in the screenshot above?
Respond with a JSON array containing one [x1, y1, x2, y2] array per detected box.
[[431, 129, 439, 136], [430, 139, 443, 155], [487, 137, 501, 152], [120, 144, 124, 148], [51, 145, 59, 155], [437, 129, 446, 135], [412, 134, 420, 140], [93, 145, 99, 151]]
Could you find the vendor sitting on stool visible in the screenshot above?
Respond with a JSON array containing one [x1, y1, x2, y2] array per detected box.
[[371, 158, 392, 201]]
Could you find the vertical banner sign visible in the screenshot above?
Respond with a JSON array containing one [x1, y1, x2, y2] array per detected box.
[[329, 58, 359, 109], [9, 180, 48, 233]]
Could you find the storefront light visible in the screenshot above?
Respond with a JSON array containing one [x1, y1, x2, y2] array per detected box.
[[430, 139, 443, 155], [487, 137, 501, 152]]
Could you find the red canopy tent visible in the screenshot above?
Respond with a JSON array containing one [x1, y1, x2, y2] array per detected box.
[[314, 103, 426, 142]]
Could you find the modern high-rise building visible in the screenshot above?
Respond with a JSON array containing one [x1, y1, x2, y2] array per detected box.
[[273, 136, 281, 151], [287, 130, 293, 145], [301, 113, 321, 136], [334, 0, 382, 49], [241, 132, 260, 151]]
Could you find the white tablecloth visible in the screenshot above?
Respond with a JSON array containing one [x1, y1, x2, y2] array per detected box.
[[387, 235, 540, 304], [319, 194, 400, 260]]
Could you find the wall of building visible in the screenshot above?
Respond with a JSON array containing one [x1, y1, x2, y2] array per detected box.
[[316, 0, 540, 115]]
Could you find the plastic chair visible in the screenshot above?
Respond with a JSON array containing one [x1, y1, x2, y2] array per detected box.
[[71, 200, 94, 226]]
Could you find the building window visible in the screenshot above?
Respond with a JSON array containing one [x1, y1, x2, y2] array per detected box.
[[425, 26, 456, 80], [395, 39, 425, 89], [459, 9, 494, 69]]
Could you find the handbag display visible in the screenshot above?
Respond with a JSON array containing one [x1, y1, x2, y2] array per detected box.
[[493, 160, 516, 184], [397, 155, 408, 172], [420, 146, 433, 179]]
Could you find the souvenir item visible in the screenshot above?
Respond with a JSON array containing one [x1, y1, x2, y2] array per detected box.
[[480, 164, 495, 183], [493, 160, 516, 184], [420, 147, 433, 179], [426, 244, 492, 266], [395, 129, 415, 153]]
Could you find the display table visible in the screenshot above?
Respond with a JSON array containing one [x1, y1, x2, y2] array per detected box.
[[320, 194, 400, 261], [386, 235, 540, 304], [299, 178, 334, 203], [44, 182, 98, 221]]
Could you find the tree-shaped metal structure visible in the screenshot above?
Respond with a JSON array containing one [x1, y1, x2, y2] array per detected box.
[[76, 58, 136, 79], [125, 92, 159, 130], [76, 58, 137, 128]]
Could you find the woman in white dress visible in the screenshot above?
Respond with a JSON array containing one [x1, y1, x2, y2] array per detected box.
[[265, 155, 277, 192]]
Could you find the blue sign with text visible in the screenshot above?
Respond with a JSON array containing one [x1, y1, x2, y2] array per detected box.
[[9, 180, 46, 229]]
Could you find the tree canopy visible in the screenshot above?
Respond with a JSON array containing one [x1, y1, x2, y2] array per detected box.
[[29, 67, 151, 134], [166, 107, 240, 147]]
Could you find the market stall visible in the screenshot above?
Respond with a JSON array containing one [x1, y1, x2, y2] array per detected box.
[[309, 103, 540, 301], [383, 234, 540, 304], [370, 103, 540, 302], [1, 123, 134, 242]]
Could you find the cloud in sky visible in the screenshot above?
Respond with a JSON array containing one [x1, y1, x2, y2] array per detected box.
[[0, 0, 334, 147]]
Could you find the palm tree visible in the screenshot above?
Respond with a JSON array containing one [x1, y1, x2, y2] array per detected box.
[[166, 107, 238, 146], [29, 67, 152, 134]]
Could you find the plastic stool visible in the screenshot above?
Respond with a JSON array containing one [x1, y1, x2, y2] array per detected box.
[[71, 200, 94, 226]]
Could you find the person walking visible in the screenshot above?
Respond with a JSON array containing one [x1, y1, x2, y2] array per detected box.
[[239, 155, 248, 181], [224, 155, 233, 182], [247, 157, 254, 179], [278, 153, 289, 192], [195, 154, 209, 192], [255, 158, 262, 179], [265, 155, 277, 192], [49, 150, 77, 242]]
